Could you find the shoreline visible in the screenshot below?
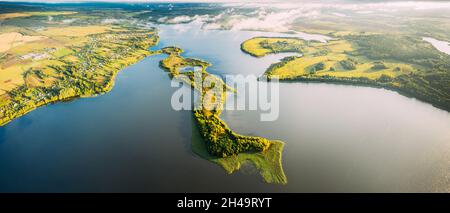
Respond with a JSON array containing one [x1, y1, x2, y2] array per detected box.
[[0, 32, 287, 184], [159, 46, 287, 184], [240, 36, 450, 114], [0, 35, 160, 127], [264, 75, 450, 113]]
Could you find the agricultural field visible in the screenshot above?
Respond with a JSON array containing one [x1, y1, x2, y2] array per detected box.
[[0, 11, 77, 21], [0, 10, 159, 126]]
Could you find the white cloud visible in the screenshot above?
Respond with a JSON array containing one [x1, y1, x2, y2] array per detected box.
[[153, 1, 450, 33], [226, 9, 319, 32], [157, 15, 212, 24], [225, 1, 450, 10], [13, 0, 450, 34], [102, 18, 122, 24]]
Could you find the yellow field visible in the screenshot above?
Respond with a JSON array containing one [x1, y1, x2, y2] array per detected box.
[[27, 11, 77, 16], [0, 59, 65, 94], [0, 31, 51, 94], [270, 55, 333, 77], [0, 13, 31, 20], [161, 54, 185, 73], [9, 38, 65, 55], [241, 37, 305, 57], [243, 37, 415, 80], [315, 62, 414, 79], [270, 54, 413, 80], [0, 25, 114, 95], [0, 11, 77, 21], [52, 47, 73, 58], [0, 32, 47, 52], [0, 66, 25, 94], [241, 37, 273, 57], [40, 26, 110, 37]]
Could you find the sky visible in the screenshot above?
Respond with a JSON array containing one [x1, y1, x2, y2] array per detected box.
[[2, 0, 450, 3]]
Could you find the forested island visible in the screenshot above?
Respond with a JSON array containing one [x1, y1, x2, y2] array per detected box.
[[158, 46, 287, 184]]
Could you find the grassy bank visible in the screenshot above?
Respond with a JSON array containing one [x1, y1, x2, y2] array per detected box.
[[191, 121, 286, 184]]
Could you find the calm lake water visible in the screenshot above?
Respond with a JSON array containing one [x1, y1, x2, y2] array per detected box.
[[0, 23, 449, 192], [423, 37, 450, 55]]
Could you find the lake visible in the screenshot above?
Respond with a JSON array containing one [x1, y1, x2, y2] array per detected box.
[[0, 23, 449, 192], [423, 37, 450, 55]]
